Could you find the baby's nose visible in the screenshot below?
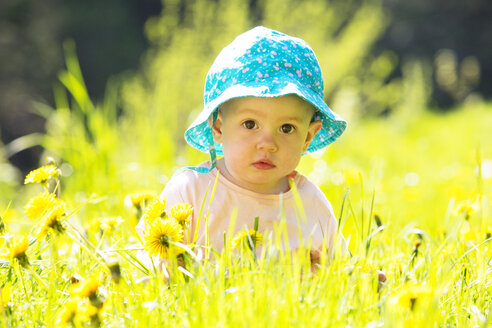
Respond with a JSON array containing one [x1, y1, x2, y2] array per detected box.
[[256, 131, 278, 152]]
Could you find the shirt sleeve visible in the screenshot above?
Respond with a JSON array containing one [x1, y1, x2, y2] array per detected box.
[[297, 176, 347, 257]]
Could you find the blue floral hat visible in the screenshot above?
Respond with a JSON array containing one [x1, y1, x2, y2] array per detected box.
[[184, 26, 347, 171]]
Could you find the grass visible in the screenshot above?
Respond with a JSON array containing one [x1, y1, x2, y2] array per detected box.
[[0, 49, 491, 327], [1, 2, 490, 323], [0, 101, 491, 327]]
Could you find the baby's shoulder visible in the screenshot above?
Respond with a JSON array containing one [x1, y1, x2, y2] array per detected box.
[[296, 174, 326, 196], [294, 175, 338, 227], [296, 174, 333, 207], [164, 164, 215, 193]]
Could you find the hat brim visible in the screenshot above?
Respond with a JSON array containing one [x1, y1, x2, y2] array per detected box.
[[185, 80, 347, 156]]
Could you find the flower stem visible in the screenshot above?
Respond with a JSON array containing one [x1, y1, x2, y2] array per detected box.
[[26, 266, 48, 289], [0, 285, 7, 326], [14, 261, 29, 300], [65, 230, 110, 274], [96, 230, 107, 250]]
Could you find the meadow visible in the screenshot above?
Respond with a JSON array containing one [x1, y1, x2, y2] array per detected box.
[[1, 97, 491, 327], [1, 0, 491, 325]]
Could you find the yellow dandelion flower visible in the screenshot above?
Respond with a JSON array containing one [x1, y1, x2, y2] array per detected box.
[[98, 216, 123, 233], [461, 230, 477, 242], [79, 301, 99, 318], [9, 236, 29, 258], [24, 192, 65, 220], [343, 168, 360, 186], [458, 220, 478, 242], [388, 283, 432, 311], [1, 208, 17, 228], [24, 164, 60, 185], [454, 199, 480, 218], [144, 219, 184, 259], [71, 276, 100, 298], [141, 197, 167, 225], [86, 219, 101, 235], [232, 229, 263, 250], [37, 205, 66, 238], [170, 203, 193, 226], [55, 298, 79, 326], [124, 191, 157, 208], [77, 299, 101, 324], [1, 235, 30, 267]]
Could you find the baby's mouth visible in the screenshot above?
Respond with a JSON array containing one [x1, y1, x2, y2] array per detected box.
[[252, 159, 275, 170]]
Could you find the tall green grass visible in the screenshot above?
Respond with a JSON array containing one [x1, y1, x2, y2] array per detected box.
[[0, 0, 491, 324], [0, 159, 490, 326], [1, 91, 490, 326]]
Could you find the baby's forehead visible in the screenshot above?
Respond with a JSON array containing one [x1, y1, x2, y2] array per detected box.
[[220, 95, 316, 118]]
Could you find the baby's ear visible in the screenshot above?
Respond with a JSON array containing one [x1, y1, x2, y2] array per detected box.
[[303, 120, 322, 152], [211, 111, 224, 143]]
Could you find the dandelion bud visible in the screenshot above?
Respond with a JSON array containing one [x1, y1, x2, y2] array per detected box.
[[485, 226, 492, 241], [409, 297, 417, 311], [460, 264, 468, 283], [412, 239, 422, 254], [69, 274, 83, 285], [108, 259, 121, 284], [46, 157, 57, 166], [410, 239, 422, 266], [373, 213, 383, 228], [0, 216, 5, 234]]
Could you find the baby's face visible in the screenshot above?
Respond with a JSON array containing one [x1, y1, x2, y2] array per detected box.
[[212, 95, 322, 194]]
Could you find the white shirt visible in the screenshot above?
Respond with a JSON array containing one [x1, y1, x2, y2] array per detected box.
[[136, 162, 342, 255]]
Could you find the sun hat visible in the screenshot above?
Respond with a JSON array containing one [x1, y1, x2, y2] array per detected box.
[[183, 26, 347, 172]]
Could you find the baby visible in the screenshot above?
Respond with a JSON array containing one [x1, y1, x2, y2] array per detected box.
[[137, 26, 347, 263]]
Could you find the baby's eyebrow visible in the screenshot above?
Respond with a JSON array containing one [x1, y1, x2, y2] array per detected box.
[[236, 108, 305, 122], [280, 116, 305, 123]]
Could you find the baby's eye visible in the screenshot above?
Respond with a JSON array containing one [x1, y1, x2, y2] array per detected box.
[[280, 124, 296, 134], [242, 120, 258, 130]]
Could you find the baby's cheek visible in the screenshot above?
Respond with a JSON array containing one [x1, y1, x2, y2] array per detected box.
[[284, 146, 302, 164], [225, 152, 248, 174]]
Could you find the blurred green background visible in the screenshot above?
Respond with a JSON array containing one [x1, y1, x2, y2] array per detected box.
[[1, 0, 491, 239]]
